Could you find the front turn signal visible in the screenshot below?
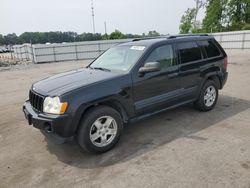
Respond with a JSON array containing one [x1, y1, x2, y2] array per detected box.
[[60, 102, 68, 114]]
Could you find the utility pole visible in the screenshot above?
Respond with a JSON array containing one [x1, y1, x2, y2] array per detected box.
[[91, 0, 96, 34], [104, 21, 107, 39], [194, 0, 202, 29]]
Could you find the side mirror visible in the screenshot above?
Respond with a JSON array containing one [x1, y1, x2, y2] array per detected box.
[[139, 62, 161, 74]]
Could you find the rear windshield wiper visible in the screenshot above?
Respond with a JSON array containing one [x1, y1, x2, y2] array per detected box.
[[89, 66, 111, 72]]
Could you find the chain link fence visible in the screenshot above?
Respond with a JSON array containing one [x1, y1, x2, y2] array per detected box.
[[12, 30, 250, 64]]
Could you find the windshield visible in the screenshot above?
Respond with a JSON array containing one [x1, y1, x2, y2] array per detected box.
[[90, 45, 146, 72]]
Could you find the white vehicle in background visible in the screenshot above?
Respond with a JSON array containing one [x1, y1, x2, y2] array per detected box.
[[0, 46, 9, 53]]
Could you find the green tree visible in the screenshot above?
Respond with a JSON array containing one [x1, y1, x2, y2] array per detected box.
[[242, 23, 250, 30], [201, 0, 250, 32], [147, 30, 160, 37], [124, 33, 141, 38], [179, 0, 205, 33], [102, 33, 109, 40], [194, 0, 206, 29], [227, 0, 250, 30], [202, 0, 228, 33], [4, 33, 19, 44], [109, 30, 125, 39], [76, 33, 102, 41], [179, 8, 196, 33], [19, 32, 40, 44], [245, 0, 250, 24], [0, 30, 165, 45], [0, 34, 4, 45]]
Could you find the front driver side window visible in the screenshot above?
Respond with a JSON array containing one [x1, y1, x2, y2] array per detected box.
[[145, 45, 174, 70]]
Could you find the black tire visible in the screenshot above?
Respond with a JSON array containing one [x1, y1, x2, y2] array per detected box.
[[77, 105, 123, 153], [194, 80, 219, 112]]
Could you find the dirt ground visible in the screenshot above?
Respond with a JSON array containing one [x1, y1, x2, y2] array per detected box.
[[0, 50, 250, 188]]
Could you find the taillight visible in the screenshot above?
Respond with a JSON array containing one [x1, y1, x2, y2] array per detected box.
[[224, 57, 228, 70]]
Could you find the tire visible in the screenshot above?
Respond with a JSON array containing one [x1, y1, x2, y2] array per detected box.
[[194, 80, 218, 112], [77, 105, 123, 153]]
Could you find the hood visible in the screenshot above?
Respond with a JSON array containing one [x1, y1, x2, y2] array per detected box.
[[32, 68, 121, 96]]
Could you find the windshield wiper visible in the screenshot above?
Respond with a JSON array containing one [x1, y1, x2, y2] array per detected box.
[[89, 66, 111, 72]]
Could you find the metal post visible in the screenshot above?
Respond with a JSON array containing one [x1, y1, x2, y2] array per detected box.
[[16, 47, 18, 61], [31, 44, 35, 63], [30, 39, 35, 63], [75, 44, 78, 60], [53, 46, 56, 62], [20, 47, 23, 61], [17, 47, 19, 61], [242, 32, 246, 50], [220, 34, 223, 43], [98, 43, 101, 55], [25, 45, 28, 61], [10, 45, 13, 60]]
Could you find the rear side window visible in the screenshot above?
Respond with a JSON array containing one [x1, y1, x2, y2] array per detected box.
[[200, 40, 221, 58], [145, 45, 174, 70], [177, 42, 202, 64]]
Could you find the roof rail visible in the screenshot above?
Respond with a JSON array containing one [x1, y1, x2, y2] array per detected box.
[[132, 36, 168, 42], [167, 34, 209, 39], [132, 34, 209, 42]]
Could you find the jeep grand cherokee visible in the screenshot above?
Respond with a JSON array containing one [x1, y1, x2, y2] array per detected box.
[[23, 34, 228, 153]]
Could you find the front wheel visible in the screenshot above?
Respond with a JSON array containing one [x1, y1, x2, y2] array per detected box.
[[77, 106, 123, 153], [194, 80, 218, 111]]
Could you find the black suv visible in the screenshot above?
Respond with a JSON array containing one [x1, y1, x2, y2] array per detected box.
[[23, 34, 228, 153]]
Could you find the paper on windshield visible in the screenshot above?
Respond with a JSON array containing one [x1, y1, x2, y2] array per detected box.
[[130, 46, 146, 51]]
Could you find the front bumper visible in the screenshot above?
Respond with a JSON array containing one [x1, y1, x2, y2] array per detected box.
[[23, 101, 74, 141]]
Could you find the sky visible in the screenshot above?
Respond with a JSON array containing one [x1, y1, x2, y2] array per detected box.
[[0, 0, 205, 36]]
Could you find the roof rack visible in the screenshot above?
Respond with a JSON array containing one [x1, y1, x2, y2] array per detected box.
[[132, 36, 168, 42], [167, 34, 209, 39], [132, 34, 209, 42]]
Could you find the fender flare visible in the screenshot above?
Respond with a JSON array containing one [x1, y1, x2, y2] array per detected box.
[[71, 97, 130, 134], [196, 71, 222, 100]]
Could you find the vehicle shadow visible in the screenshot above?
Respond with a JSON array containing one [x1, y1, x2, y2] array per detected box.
[[45, 94, 250, 169]]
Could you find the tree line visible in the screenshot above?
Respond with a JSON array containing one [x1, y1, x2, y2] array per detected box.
[[180, 0, 250, 33], [0, 30, 160, 45]]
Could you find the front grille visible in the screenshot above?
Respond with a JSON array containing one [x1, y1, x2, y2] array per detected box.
[[29, 90, 44, 112]]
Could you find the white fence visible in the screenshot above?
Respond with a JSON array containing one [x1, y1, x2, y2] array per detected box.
[[212, 30, 250, 49], [13, 39, 132, 63], [12, 44, 33, 61], [13, 30, 250, 63]]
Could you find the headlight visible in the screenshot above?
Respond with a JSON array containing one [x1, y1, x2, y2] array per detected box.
[[43, 96, 68, 115]]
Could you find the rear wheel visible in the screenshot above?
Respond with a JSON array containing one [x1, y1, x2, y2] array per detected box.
[[194, 80, 218, 111], [77, 106, 123, 153]]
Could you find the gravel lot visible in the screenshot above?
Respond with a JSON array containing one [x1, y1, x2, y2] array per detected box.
[[0, 50, 250, 188]]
